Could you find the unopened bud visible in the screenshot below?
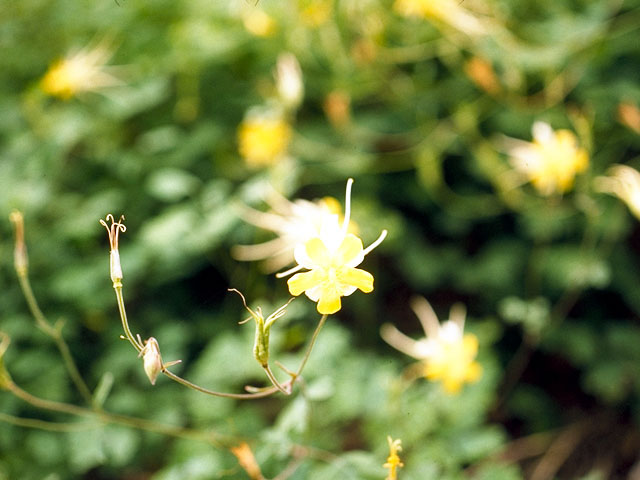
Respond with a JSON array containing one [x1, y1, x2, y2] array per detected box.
[[9, 211, 28, 276], [140, 337, 163, 385], [276, 53, 303, 110]]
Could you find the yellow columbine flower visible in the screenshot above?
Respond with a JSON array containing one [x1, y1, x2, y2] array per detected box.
[[595, 164, 640, 220], [508, 121, 589, 196], [238, 109, 292, 168], [283, 179, 387, 315], [383, 436, 404, 480], [381, 296, 482, 394], [40, 43, 121, 99]]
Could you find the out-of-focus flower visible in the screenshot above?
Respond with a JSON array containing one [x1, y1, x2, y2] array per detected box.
[[284, 179, 387, 315], [393, 0, 486, 35], [300, 0, 332, 27], [232, 190, 353, 272], [40, 43, 121, 99], [383, 436, 404, 480], [276, 53, 304, 110], [618, 102, 640, 135], [595, 164, 640, 220], [324, 90, 351, 129], [507, 121, 589, 196], [238, 109, 292, 167], [242, 9, 277, 37], [381, 296, 482, 394], [464, 56, 501, 95]]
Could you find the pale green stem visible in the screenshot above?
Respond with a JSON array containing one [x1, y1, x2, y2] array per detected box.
[[294, 315, 328, 377], [17, 273, 95, 406], [6, 379, 227, 446], [113, 283, 143, 352], [0, 412, 98, 432], [262, 364, 290, 395], [112, 281, 282, 399], [161, 369, 279, 399]]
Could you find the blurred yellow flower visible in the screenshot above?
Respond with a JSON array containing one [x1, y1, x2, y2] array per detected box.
[[300, 0, 332, 27], [242, 9, 277, 37], [383, 436, 404, 480], [507, 121, 589, 196], [394, 0, 486, 35], [595, 164, 640, 220], [381, 297, 482, 394], [284, 179, 387, 315], [40, 44, 121, 99], [238, 110, 292, 167]]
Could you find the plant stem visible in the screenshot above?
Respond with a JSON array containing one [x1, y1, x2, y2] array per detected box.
[[113, 283, 143, 352], [161, 369, 279, 399], [262, 364, 290, 395], [295, 315, 328, 377], [17, 273, 95, 406], [6, 379, 229, 446]]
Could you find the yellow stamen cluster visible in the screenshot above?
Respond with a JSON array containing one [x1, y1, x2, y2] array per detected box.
[[383, 436, 404, 480]]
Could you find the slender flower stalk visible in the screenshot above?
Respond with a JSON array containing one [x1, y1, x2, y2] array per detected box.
[[10, 212, 94, 406]]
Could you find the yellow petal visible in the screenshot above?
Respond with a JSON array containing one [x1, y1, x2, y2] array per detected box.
[[317, 287, 342, 314], [305, 237, 329, 265], [462, 334, 479, 357], [288, 269, 324, 296], [337, 234, 364, 265], [465, 362, 483, 383], [340, 267, 373, 292]]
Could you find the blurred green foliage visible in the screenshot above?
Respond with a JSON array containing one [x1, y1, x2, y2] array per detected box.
[[1, 0, 640, 478]]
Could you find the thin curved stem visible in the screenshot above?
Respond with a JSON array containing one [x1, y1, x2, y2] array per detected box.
[[0, 412, 98, 432], [262, 364, 291, 395], [17, 273, 94, 406], [113, 284, 143, 352], [162, 370, 279, 399], [295, 315, 328, 377], [6, 379, 228, 446]]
